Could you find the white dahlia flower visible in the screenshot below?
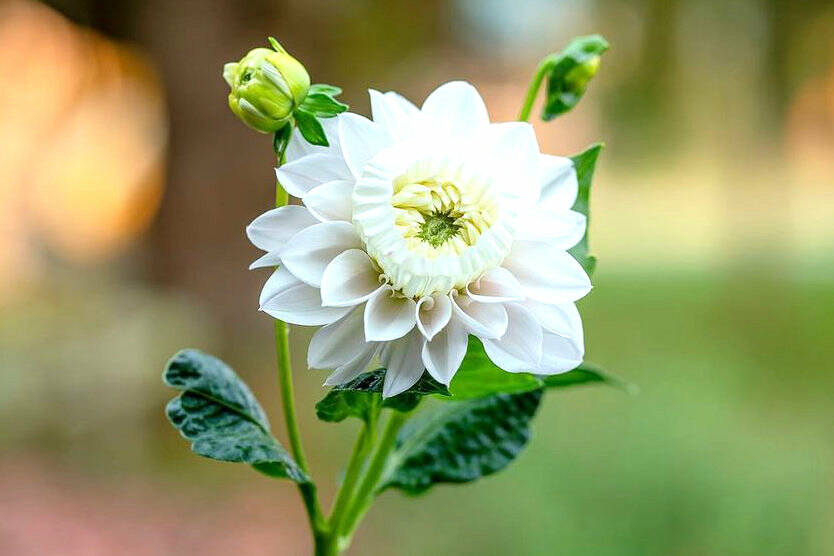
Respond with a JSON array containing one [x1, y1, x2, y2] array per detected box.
[[247, 81, 591, 397]]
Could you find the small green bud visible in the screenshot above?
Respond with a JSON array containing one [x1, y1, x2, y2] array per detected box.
[[223, 43, 310, 133], [564, 55, 601, 91]]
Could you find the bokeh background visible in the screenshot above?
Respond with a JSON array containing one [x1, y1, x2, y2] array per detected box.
[[2, 0, 833, 554]]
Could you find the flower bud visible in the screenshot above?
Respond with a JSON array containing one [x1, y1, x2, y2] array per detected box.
[[564, 55, 601, 92], [223, 44, 310, 133]]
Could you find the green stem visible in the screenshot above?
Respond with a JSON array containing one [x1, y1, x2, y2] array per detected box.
[[327, 414, 376, 542], [272, 129, 327, 541], [339, 411, 410, 542], [518, 54, 556, 122]]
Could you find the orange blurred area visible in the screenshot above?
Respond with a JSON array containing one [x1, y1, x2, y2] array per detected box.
[[2, 0, 834, 554], [0, 0, 166, 302]]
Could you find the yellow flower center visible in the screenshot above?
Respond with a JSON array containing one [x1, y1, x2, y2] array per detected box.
[[390, 172, 498, 258]]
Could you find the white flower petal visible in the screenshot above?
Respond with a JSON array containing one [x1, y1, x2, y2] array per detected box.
[[320, 249, 383, 307], [364, 286, 417, 341], [308, 305, 368, 369], [472, 122, 540, 204], [537, 154, 578, 212], [416, 293, 452, 341], [421, 81, 489, 138], [451, 294, 508, 339], [481, 303, 542, 371], [538, 332, 583, 375], [249, 251, 282, 270], [286, 116, 342, 162], [503, 240, 591, 304], [515, 208, 586, 249], [280, 221, 361, 287], [369, 89, 420, 142], [324, 343, 378, 386], [259, 267, 351, 326], [466, 267, 524, 303], [246, 205, 318, 252], [258, 265, 298, 308], [380, 329, 425, 397], [421, 315, 467, 385], [339, 112, 393, 177], [276, 153, 352, 198], [302, 179, 354, 222], [521, 299, 584, 350]]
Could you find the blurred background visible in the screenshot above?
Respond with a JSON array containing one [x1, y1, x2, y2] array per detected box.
[[1, 0, 833, 554]]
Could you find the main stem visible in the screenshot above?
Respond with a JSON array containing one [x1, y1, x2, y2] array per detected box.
[[273, 135, 327, 543], [518, 54, 556, 122]]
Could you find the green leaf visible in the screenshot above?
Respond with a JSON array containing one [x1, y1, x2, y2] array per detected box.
[[542, 34, 609, 121], [294, 109, 328, 146], [383, 390, 543, 495], [543, 362, 637, 394], [449, 337, 544, 399], [315, 369, 450, 422], [449, 337, 627, 398], [569, 143, 603, 276], [163, 349, 309, 483], [309, 83, 343, 97], [300, 93, 348, 118], [272, 123, 292, 156]]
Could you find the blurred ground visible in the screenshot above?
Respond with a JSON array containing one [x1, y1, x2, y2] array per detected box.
[[1, 0, 833, 554]]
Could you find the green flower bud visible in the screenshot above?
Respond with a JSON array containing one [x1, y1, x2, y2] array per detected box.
[[223, 43, 310, 133], [564, 55, 601, 91]]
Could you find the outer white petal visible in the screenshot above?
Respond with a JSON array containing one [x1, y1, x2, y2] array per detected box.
[[324, 343, 378, 386], [369, 89, 420, 142], [246, 205, 318, 252], [380, 329, 425, 398], [364, 286, 417, 341], [481, 303, 542, 371], [280, 221, 361, 287], [502, 240, 591, 304], [538, 332, 583, 375], [416, 293, 452, 341], [339, 113, 393, 177], [537, 154, 578, 211], [451, 294, 508, 339], [421, 81, 489, 139], [308, 305, 367, 369], [421, 315, 467, 385], [302, 179, 354, 222], [320, 249, 383, 307], [466, 267, 524, 303], [521, 299, 584, 352], [286, 116, 342, 162], [276, 154, 352, 198], [259, 267, 351, 326], [515, 208, 586, 249], [249, 251, 282, 270]]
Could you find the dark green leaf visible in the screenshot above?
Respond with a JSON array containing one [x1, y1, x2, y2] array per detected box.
[[315, 369, 450, 422], [309, 83, 343, 97], [163, 349, 309, 483], [272, 123, 292, 156], [569, 143, 603, 276], [315, 388, 377, 423], [294, 109, 328, 146], [300, 92, 348, 118], [542, 34, 609, 120], [383, 391, 543, 495], [449, 337, 544, 399]]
